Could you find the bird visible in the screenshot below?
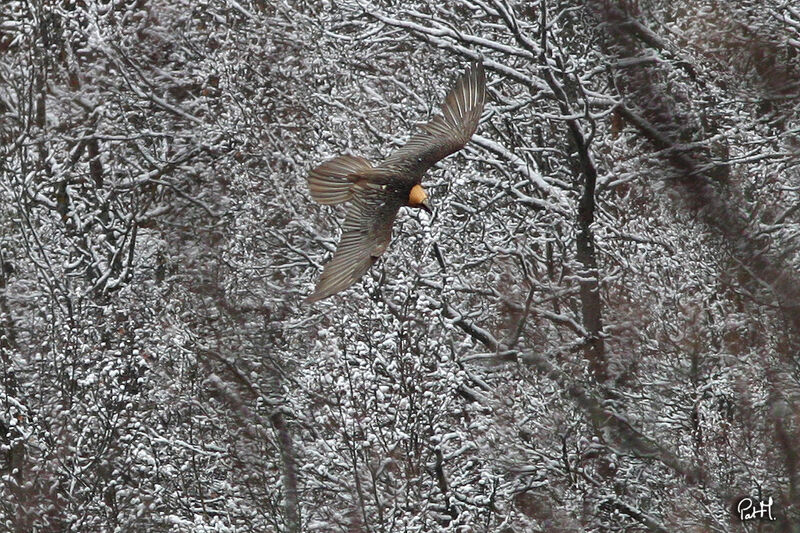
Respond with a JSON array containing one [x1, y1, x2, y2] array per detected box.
[[305, 63, 486, 303]]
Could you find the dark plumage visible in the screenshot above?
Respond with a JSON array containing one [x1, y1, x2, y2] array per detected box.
[[306, 63, 486, 303]]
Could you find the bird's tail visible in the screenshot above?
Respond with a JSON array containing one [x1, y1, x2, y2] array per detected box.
[[307, 155, 373, 205]]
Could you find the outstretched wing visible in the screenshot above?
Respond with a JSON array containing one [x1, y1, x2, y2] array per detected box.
[[382, 63, 486, 174], [306, 183, 402, 303]]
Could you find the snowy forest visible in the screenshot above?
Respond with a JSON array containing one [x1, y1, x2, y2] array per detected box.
[[1, 0, 799, 531]]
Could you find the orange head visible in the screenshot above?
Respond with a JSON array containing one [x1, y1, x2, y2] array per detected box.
[[408, 184, 432, 213]]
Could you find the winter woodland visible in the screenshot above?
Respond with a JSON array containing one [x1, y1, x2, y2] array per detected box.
[[1, 0, 799, 531]]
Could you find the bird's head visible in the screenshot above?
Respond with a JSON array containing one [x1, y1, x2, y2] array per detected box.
[[408, 184, 432, 214]]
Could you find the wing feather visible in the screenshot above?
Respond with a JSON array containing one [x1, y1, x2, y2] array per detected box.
[[383, 63, 486, 174], [306, 184, 401, 302]]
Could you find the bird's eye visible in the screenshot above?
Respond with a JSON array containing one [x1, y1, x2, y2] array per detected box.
[[381, 184, 387, 190]]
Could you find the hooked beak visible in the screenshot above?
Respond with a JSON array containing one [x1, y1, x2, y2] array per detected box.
[[420, 198, 432, 214]]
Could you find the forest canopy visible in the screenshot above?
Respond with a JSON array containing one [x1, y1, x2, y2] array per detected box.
[[1, 0, 799, 531]]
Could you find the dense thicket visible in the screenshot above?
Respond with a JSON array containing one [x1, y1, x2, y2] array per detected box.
[[1, 1, 798, 531]]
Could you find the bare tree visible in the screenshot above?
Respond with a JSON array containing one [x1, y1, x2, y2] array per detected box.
[[1, 0, 797, 531]]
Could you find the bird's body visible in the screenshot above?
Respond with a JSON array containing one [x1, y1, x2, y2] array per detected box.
[[306, 63, 486, 302]]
